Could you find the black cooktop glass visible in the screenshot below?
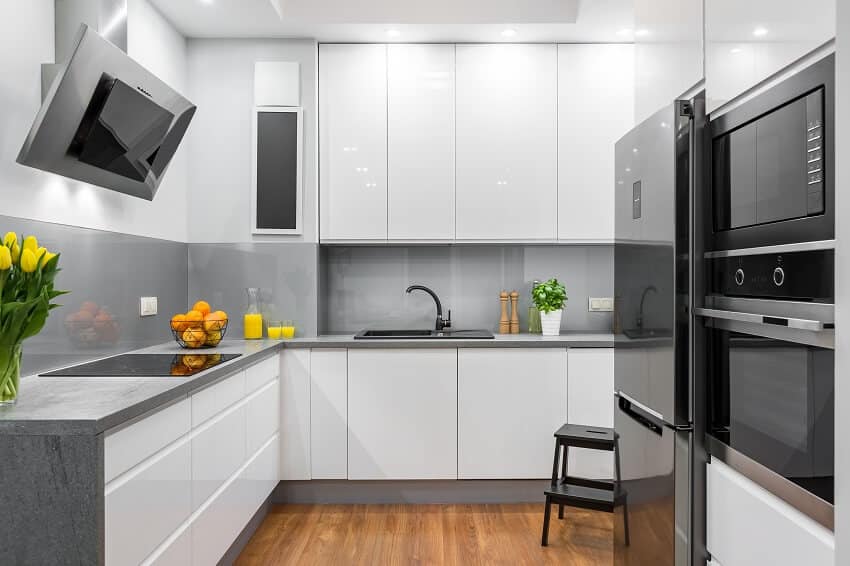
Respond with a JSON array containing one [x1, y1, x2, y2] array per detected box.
[[40, 353, 242, 377]]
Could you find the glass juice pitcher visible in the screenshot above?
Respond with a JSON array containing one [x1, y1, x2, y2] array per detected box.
[[244, 288, 264, 339]]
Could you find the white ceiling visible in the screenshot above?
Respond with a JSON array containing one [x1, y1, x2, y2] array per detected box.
[[148, 0, 635, 43]]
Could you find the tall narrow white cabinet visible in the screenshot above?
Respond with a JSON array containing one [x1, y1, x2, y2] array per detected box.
[[455, 44, 558, 240], [387, 44, 456, 239], [566, 348, 615, 479], [558, 44, 634, 242], [319, 44, 388, 240]]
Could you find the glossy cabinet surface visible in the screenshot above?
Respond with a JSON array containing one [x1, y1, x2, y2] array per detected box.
[[567, 348, 615, 479], [348, 349, 458, 479], [310, 349, 348, 479], [387, 44, 456, 240], [246, 380, 280, 456], [455, 44, 558, 240], [319, 44, 388, 239], [280, 349, 311, 480], [705, 0, 835, 113], [458, 348, 567, 479], [191, 404, 247, 510], [558, 44, 634, 242], [191, 370, 246, 428], [707, 459, 834, 566]]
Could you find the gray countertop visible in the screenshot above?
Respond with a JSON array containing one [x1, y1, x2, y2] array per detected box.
[[0, 332, 613, 436]]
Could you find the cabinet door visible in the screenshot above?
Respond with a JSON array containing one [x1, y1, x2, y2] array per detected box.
[[567, 348, 615, 479], [558, 44, 634, 242], [310, 349, 348, 479], [458, 348, 567, 479], [280, 349, 311, 480], [387, 44, 455, 240], [455, 44, 557, 240], [348, 349, 457, 479], [191, 404, 247, 510], [319, 44, 388, 240]]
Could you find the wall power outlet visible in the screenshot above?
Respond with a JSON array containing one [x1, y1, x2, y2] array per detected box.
[[140, 297, 158, 317], [588, 297, 614, 312]]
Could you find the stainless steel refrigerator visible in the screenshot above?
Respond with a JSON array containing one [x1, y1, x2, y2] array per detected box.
[[613, 92, 707, 566]]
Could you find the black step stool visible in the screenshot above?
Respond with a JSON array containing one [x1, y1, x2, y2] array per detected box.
[[541, 423, 629, 547]]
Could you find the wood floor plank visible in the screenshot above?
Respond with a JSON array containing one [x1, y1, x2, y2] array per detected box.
[[235, 503, 613, 566]]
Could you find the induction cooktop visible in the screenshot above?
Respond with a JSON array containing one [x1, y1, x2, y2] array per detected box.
[[40, 353, 241, 377]]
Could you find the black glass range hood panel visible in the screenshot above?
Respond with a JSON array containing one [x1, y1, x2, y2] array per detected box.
[[40, 353, 241, 378]]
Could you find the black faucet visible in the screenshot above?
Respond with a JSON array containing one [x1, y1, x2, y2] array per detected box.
[[406, 284, 452, 331], [636, 285, 657, 330]]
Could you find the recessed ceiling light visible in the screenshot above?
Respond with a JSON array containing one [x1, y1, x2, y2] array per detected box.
[[501, 28, 517, 38], [386, 29, 401, 38], [753, 26, 768, 37], [634, 28, 650, 37]]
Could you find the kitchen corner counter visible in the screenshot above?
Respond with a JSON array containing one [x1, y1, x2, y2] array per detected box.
[[281, 332, 614, 349]]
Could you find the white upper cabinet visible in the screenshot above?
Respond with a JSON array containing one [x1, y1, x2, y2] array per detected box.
[[455, 44, 558, 240], [558, 44, 634, 242], [634, 0, 704, 123], [387, 44, 456, 240], [705, 0, 835, 114], [319, 44, 388, 240]]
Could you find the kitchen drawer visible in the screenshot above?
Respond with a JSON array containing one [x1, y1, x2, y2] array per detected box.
[[243, 433, 280, 514], [105, 438, 192, 566], [246, 379, 280, 456], [246, 354, 279, 394], [144, 527, 191, 566], [191, 404, 247, 510], [707, 459, 834, 566], [191, 369, 246, 427], [105, 397, 191, 483], [191, 467, 254, 566]]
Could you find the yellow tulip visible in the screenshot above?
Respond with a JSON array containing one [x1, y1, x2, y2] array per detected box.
[[0, 246, 10, 270], [42, 251, 57, 266], [20, 249, 37, 273], [35, 246, 47, 259], [22, 235, 37, 253], [10, 243, 20, 263], [2, 232, 16, 247]]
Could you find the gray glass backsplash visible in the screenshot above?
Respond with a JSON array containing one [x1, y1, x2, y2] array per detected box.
[[319, 245, 614, 334], [0, 215, 188, 376]]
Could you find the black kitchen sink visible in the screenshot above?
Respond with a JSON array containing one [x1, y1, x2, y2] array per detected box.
[[354, 329, 494, 339], [622, 328, 672, 339]]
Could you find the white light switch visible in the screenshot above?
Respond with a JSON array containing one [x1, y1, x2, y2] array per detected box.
[[588, 297, 614, 312], [140, 297, 158, 317]]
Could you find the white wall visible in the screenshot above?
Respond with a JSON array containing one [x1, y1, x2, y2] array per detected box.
[[0, 0, 190, 241], [185, 39, 319, 243]]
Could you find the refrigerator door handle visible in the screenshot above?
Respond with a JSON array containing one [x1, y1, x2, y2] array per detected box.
[[694, 307, 833, 331], [616, 392, 663, 436]]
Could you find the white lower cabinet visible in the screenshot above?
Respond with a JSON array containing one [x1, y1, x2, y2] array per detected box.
[[310, 349, 348, 479], [191, 404, 247, 510], [280, 349, 312, 480], [707, 459, 834, 566], [247, 380, 280, 456], [566, 348, 615, 479], [458, 348, 567, 479], [147, 527, 191, 566], [348, 349, 458, 479]]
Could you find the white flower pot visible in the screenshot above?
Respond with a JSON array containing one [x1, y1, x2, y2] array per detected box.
[[540, 309, 562, 336]]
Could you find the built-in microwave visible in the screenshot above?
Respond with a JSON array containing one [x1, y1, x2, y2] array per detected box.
[[709, 54, 834, 251]]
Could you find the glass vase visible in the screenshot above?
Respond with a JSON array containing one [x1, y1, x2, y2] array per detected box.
[[0, 344, 22, 405]]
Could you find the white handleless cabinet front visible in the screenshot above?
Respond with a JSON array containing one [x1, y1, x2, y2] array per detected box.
[[566, 348, 615, 479], [319, 44, 388, 240], [310, 349, 348, 479], [281, 349, 311, 480], [455, 44, 557, 240], [458, 348, 567, 479], [348, 349, 458, 479], [387, 44, 456, 240], [191, 404, 247, 510]]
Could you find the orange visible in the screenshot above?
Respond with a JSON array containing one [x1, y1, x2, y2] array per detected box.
[[182, 327, 206, 348], [203, 311, 227, 332], [185, 310, 204, 328], [205, 330, 223, 347], [170, 313, 188, 332], [192, 300, 211, 317], [80, 301, 99, 314]]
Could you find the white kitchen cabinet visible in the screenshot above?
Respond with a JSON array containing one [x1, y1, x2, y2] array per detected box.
[[319, 44, 388, 240], [455, 44, 557, 240], [387, 44, 455, 240], [458, 348, 567, 479], [191, 404, 247, 510], [558, 44, 634, 242], [567, 348, 615, 479], [146, 528, 191, 566], [707, 459, 834, 566], [191, 370, 245, 428], [280, 349, 311, 480], [348, 349, 458, 479], [705, 0, 835, 114], [246, 379, 280, 456], [310, 349, 348, 479], [245, 354, 279, 394]]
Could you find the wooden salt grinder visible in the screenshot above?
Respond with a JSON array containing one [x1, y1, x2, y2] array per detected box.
[[499, 291, 510, 334], [509, 291, 520, 334]]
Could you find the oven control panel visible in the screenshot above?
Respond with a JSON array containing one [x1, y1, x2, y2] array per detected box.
[[710, 249, 834, 301]]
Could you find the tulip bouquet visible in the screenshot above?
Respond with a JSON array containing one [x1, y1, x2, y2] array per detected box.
[[0, 233, 66, 404]]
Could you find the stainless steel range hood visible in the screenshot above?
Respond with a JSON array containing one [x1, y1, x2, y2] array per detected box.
[[17, 0, 195, 201]]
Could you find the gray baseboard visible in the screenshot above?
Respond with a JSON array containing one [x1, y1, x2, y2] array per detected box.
[[272, 479, 550, 505], [219, 498, 272, 566]]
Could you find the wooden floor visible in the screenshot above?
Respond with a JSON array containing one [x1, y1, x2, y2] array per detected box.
[[236, 503, 612, 566]]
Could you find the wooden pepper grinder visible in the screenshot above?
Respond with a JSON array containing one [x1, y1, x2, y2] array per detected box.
[[509, 291, 520, 334], [499, 291, 510, 334]]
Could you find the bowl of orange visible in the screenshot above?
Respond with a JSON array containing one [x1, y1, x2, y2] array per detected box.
[[170, 300, 229, 349]]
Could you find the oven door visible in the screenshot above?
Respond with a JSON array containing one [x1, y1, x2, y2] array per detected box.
[[697, 305, 834, 528]]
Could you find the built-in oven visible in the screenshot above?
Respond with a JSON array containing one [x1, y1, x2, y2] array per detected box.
[[709, 54, 834, 251], [696, 246, 834, 530]]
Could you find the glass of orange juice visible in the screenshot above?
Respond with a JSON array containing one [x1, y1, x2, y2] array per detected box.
[[281, 320, 296, 339], [267, 320, 283, 339]]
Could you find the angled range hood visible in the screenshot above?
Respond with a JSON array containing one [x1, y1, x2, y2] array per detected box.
[[17, 0, 195, 200]]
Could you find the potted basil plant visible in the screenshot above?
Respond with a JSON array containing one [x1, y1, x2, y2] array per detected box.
[[532, 278, 567, 336]]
